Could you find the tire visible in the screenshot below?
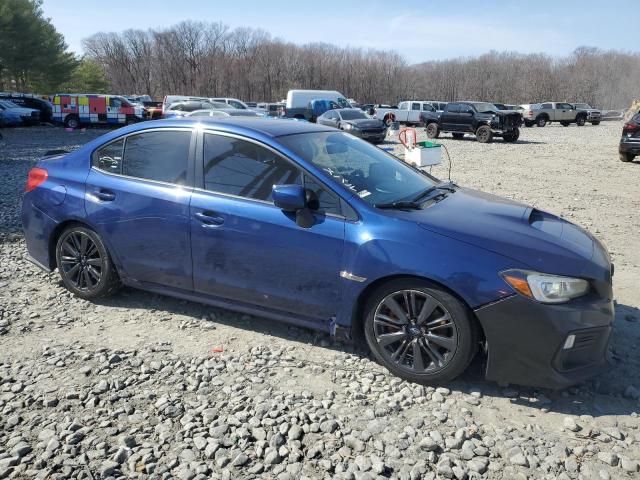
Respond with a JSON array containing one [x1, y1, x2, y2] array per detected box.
[[55, 225, 121, 300], [64, 115, 80, 129], [475, 125, 493, 143], [576, 116, 586, 126], [426, 123, 439, 139], [560, 121, 570, 127], [620, 152, 635, 162], [591, 121, 600, 126], [503, 128, 520, 142], [524, 121, 534, 128], [363, 279, 478, 385], [384, 115, 395, 127], [536, 116, 547, 128], [452, 133, 464, 139]]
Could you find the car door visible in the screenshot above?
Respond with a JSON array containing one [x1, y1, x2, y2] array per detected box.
[[85, 128, 195, 290], [457, 103, 475, 131], [189, 131, 346, 321], [556, 103, 572, 121], [410, 102, 422, 122], [440, 103, 459, 129]]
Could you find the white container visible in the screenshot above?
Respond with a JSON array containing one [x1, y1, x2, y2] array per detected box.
[[404, 144, 442, 167]]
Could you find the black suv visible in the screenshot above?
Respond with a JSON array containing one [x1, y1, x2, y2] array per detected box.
[[0, 94, 52, 123], [620, 112, 640, 162], [421, 101, 522, 143]]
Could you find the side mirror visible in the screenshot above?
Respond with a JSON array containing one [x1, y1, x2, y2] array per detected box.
[[272, 184, 306, 212]]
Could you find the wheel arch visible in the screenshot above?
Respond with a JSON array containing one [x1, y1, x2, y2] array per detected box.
[[349, 274, 486, 345]]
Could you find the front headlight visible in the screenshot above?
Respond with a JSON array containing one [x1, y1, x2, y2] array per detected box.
[[501, 270, 589, 304]]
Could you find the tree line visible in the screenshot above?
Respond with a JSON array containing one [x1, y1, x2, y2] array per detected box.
[[83, 21, 640, 109], [2, 5, 639, 109]]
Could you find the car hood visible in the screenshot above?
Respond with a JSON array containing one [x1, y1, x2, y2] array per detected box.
[[407, 188, 609, 279], [344, 119, 384, 128]]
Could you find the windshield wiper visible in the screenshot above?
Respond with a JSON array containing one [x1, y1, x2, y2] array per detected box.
[[374, 201, 423, 210], [411, 181, 457, 203]]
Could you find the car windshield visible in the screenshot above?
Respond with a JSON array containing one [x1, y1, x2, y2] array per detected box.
[[473, 103, 498, 113], [204, 101, 229, 109], [0, 100, 19, 108], [339, 110, 367, 120], [574, 103, 591, 109], [279, 131, 437, 205], [227, 110, 259, 116]]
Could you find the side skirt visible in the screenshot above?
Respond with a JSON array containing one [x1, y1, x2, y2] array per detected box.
[[125, 279, 332, 335]]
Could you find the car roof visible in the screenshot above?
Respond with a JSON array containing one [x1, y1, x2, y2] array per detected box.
[[128, 117, 335, 138]]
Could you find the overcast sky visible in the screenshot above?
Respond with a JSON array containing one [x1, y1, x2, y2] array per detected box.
[[42, 0, 636, 64]]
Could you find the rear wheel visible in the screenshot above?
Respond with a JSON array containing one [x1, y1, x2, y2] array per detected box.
[[576, 116, 586, 126], [55, 226, 121, 299], [476, 125, 493, 143], [64, 115, 80, 129], [620, 152, 635, 162], [384, 116, 395, 127], [426, 123, 440, 139], [536, 116, 547, 127], [452, 133, 464, 139], [363, 279, 477, 385]]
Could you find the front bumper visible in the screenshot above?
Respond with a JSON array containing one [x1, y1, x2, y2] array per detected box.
[[475, 293, 613, 389]]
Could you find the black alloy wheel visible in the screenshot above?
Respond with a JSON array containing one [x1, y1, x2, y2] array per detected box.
[[363, 280, 477, 384], [56, 226, 120, 299]]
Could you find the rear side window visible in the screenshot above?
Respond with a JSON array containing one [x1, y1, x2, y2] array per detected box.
[[447, 104, 460, 113], [203, 134, 301, 201], [541, 103, 552, 109], [119, 131, 191, 184], [94, 139, 124, 173], [411, 103, 421, 111]]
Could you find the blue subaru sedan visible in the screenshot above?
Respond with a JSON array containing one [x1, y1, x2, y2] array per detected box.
[[21, 118, 614, 388]]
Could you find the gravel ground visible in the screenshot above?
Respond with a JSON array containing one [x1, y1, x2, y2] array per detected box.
[[1, 122, 640, 480]]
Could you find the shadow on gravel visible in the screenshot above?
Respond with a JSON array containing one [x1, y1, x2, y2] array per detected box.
[[90, 284, 640, 419], [439, 136, 546, 145]]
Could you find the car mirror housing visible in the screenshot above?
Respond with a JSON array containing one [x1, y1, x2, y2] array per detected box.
[[272, 184, 306, 212]]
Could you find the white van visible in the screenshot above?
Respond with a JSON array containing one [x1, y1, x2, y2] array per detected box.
[[286, 90, 350, 109]]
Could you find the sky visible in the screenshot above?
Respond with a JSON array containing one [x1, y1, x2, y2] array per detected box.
[[41, 0, 637, 64]]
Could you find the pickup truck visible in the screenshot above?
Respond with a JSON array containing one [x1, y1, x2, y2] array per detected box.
[[420, 101, 522, 143], [373, 101, 436, 126], [571, 103, 602, 126], [522, 102, 590, 128]]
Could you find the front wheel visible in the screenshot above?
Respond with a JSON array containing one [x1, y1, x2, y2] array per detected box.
[[55, 226, 121, 300], [384, 116, 395, 127], [363, 279, 477, 385], [536, 116, 547, 127], [425, 123, 440, 139], [476, 125, 493, 143], [503, 128, 520, 142], [620, 152, 635, 162], [576, 116, 586, 126]]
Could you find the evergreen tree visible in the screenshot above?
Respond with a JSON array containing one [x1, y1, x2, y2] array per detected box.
[[0, 0, 77, 92]]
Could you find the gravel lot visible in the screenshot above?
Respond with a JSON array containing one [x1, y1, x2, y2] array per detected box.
[[1, 122, 640, 480]]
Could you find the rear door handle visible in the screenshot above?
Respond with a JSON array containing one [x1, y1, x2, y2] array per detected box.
[[93, 189, 116, 201], [194, 211, 225, 227]]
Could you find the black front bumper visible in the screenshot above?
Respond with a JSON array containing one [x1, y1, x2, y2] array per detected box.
[[475, 294, 613, 389]]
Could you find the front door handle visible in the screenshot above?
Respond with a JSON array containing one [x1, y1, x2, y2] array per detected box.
[[194, 211, 225, 227], [93, 189, 116, 201]]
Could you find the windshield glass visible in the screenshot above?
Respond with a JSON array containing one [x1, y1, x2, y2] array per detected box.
[[339, 110, 367, 120], [279, 132, 437, 205], [574, 103, 590, 109], [472, 103, 498, 113]]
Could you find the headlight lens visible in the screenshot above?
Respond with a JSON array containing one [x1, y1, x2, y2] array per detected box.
[[501, 270, 589, 303]]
